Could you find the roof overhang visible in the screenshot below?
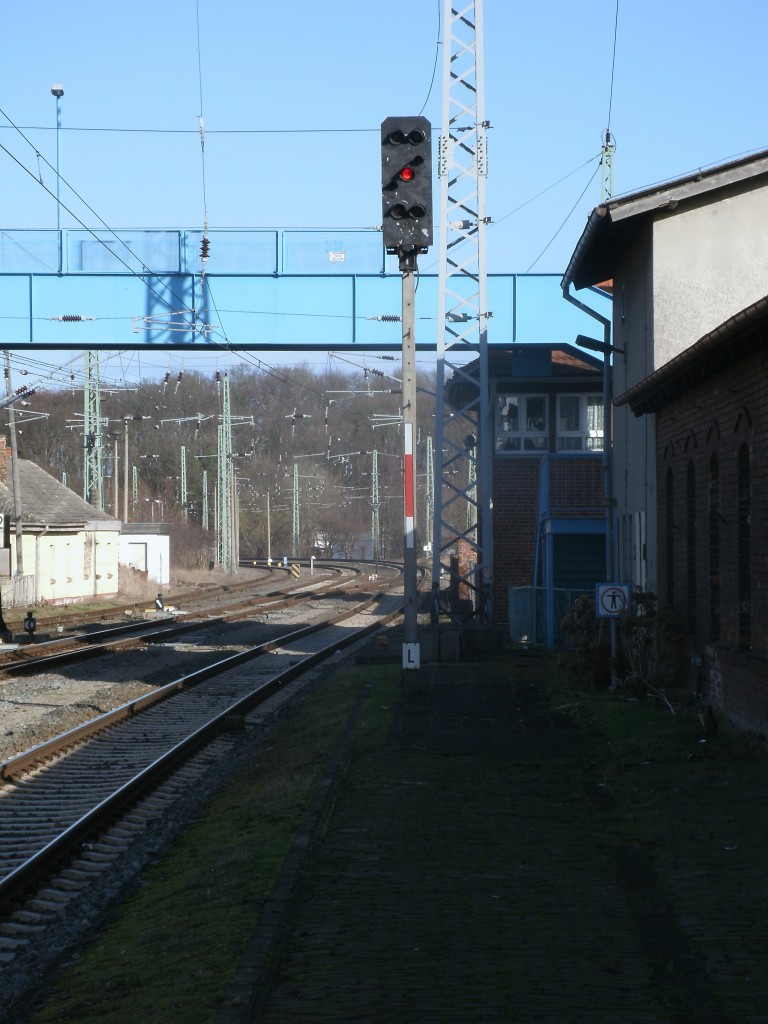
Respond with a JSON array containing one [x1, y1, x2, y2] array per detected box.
[[563, 149, 768, 291], [615, 294, 768, 415]]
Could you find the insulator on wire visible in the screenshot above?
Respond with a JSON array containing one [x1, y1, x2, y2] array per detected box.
[[200, 237, 211, 260]]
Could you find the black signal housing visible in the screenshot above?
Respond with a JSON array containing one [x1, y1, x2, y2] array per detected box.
[[381, 116, 433, 253]]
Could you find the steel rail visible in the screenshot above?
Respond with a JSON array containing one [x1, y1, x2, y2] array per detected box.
[[0, 593, 400, 913], [0, 563, 377, 676]]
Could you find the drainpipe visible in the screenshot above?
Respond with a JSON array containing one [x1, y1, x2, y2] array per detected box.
[[561, 226, 618, 686]]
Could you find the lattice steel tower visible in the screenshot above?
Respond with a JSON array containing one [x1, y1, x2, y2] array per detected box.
[[216, 373, 234, 571], [431, 0, 493, 623], [83, 351, 104, 509]]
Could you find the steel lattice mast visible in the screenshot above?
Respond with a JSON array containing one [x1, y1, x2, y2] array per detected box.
[[292, 462, 300, 558], [83, 352, 104, 510], [425, 434, 434, 555], [180, 445, 188, 523], [370, 448, 380, 565], [431, 0, 493, 623], [216, 373, 234, 571]]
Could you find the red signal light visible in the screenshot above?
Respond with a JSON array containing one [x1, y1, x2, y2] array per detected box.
[[399, 166, 415, 182]]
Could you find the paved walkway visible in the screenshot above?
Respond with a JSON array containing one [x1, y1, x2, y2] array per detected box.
[[219, 651, 768, 1024]]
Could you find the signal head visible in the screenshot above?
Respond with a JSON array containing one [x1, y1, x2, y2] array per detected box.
[[380, 116, 433, 253]]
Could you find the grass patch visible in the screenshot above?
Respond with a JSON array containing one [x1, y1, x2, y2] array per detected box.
[[547, 655, 727, 767], [26, 663, 402, 1024]]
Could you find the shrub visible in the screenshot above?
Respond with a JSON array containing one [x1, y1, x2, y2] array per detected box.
[[617, 590, 684, 707], [560, 589, 684, 707], [559, 593, 612, 689]]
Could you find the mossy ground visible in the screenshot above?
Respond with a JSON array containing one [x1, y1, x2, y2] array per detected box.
[[20, 651, 768, 1024], [24, 663, 399, 1024]]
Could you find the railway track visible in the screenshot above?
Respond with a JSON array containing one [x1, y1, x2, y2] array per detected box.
[[0, 560, 375, 677], [0, 573, 403, 980]]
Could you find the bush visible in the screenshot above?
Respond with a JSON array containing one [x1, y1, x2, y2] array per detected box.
[[559, 593, 612, 689], [617, 590, 684, 705], [560, 590, 684, 705]]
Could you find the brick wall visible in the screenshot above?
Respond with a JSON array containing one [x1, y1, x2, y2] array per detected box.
[[490, 455, 606, 622], [548, 456, 604, 518], [491, 457, 543, 619], [656, 349, 768, 732]]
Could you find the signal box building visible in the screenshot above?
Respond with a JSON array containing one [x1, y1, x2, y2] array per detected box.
[[448, 344, 607, 645]]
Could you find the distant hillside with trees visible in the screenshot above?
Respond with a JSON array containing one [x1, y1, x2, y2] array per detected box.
[[8, 360, 444, 568]]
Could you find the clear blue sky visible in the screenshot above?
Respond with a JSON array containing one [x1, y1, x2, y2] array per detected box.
[[1, 0, 767, 387]]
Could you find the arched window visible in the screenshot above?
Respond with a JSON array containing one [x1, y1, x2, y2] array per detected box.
[[686, 461, 697, 634], [665, 467, 674, 608], [738, 444, 751, 651], [708, 454, 720, 642]]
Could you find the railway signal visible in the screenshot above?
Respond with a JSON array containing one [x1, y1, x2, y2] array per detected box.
[[381, 116, 433, 253]]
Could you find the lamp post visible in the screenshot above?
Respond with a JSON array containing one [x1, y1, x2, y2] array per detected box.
[[51, 84, 63, 273]]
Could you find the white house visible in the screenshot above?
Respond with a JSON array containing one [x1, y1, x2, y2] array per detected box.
[[0, 437, 121, 606], [118, 523, 171, 586]]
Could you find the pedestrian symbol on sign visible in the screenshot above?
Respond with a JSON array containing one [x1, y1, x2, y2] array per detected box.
[[596, 583, 631, 618]]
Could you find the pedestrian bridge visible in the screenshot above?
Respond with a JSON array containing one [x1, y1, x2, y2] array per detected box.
[[0, 228, 610, 352]]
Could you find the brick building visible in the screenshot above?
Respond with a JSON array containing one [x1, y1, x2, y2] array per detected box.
[[617, 297, 768, 735], [448, 344, 607, 644]]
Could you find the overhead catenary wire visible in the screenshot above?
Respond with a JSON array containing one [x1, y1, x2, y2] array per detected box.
[[606, 0, 621, 136], [0, 120, 199, 327], [0, 106, 296, 388], [418, 0, 442, 117], [525, 164, 600, 272], [0, 124, 381, 136]]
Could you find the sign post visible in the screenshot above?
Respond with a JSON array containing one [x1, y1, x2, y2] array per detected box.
[[381, 116, 433, 675], [596, 583, 631, 691]]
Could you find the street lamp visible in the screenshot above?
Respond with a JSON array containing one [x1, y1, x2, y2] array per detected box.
[[51, 84, 63, 272]]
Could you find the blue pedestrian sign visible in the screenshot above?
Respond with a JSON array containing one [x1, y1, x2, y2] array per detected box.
[[596, 583, 631, 618]]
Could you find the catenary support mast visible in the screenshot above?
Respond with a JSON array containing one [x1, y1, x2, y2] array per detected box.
[[83, 352, 104, 510], [431, 0, 493, 623], [216, 373, 234, 571]]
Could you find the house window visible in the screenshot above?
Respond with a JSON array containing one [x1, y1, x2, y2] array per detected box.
[[495, 394, 548, 452], [556, 395, 604, 451]]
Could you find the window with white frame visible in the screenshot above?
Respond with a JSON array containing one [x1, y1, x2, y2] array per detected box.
[[556, 394, 604, 451], [496, 394, 548, 452]]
